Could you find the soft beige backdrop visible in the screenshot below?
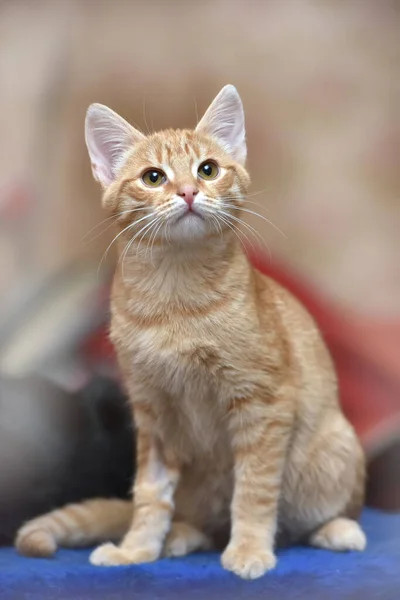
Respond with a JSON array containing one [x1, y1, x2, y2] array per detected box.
[[1, 0, 399, 325]]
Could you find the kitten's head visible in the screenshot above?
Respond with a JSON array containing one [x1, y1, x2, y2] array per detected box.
[[85, 85, 250, 244]]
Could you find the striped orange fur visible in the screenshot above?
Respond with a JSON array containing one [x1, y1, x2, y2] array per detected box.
[[16, 85, 366, 579]]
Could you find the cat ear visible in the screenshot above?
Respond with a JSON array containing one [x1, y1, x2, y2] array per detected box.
[[85, 104, 145, 188], [196, 85, 246, 165]]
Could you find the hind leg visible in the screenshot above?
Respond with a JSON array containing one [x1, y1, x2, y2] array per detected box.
[[163, 521, 212, 557], [282, 412, 366, 549], [309, 517, 366, 551]]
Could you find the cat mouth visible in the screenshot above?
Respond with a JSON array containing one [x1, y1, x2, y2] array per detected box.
[[175, 209, 204, 223], [169, 206, 208, 239]]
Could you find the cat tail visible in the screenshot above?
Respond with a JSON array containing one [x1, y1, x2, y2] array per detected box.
[[15, 498, 132, 557]]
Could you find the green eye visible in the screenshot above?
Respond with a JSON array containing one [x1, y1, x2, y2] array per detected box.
[[142, 169, 166, 187], [198, 161, 219, 180]]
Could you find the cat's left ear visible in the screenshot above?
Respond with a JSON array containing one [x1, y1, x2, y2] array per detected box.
[[196, 85, 246, 165]]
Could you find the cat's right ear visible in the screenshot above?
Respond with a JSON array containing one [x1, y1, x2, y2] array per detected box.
[[85, 104, 145, 188]]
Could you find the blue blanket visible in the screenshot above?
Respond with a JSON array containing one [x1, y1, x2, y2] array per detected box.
[[1, 510, 399, 600]]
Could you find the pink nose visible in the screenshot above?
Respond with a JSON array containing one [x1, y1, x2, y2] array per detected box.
[[178, 185, 198, 207]]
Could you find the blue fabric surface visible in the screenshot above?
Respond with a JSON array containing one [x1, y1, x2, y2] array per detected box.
[[1, 510, 399, 600]]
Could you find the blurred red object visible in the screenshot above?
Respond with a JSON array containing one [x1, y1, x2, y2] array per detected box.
[[250, 251, 400, 459], [83, 326, 115, 366], [0, 181, 31, 220]]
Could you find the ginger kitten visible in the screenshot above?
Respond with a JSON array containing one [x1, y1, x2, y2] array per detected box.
[[16, 85, 366, 579]]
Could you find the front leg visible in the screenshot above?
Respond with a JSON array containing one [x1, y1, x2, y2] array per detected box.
[[91, 390, 180, 567], [222, 393, 292, 579]]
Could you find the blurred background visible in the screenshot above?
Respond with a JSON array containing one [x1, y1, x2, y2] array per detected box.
[[0, 0, 399, 543]]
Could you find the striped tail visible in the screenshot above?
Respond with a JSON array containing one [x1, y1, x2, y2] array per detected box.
[[15, 498, 132, 557]]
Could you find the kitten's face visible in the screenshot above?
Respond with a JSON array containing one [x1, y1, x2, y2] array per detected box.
[[85, 85, 249, 245], [108, 129, 249, 242]]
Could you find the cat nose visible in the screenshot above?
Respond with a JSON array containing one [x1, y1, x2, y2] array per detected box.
[[178, 185, 198, 207]]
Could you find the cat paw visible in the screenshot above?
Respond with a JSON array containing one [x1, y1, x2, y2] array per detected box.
[[89, 542, 158, 567], [310, 518, 366, 552], [163, 522, 211, 557], [221, 543, 277, 579]]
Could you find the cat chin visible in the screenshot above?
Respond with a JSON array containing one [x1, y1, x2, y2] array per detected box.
[[167, 213, 209, 241]]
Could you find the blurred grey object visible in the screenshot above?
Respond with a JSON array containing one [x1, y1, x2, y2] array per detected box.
[[0, 375, 133, 545], [0, 263, 110, 387]]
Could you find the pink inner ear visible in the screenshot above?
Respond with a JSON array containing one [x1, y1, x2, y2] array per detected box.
[[88, 127, 124, 186], [91, 161, 109, 185], [88, 131, 117, 186], [85, 103, 146, 188], [196, 85, 246, 164]]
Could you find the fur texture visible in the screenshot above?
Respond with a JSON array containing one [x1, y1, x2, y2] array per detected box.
[[16, 85, 366, 579]]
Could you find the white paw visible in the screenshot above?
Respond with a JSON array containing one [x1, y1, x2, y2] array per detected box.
[[163, 522, 211, 558], [90, 542, 158, 567], [311, 518, 367, 552], [164, 536, 189, 557], [221, 543, 277, 579]]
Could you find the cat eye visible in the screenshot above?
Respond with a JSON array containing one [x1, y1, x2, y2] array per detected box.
[[141, 169, 167, 187], [198, 161, 219, 180]]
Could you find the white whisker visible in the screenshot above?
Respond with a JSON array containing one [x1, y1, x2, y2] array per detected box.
[[218, 209, 272, 261], [98, 222, 135, 276], [222, 197, 267, 212], [98, 212, 153, 276], [223, 205, 287, 239], [217, 213, 256, 255], [149, 220, 164, 265], [222, 188, 266, 200], [144, 217, 162, 262], [219, 210, 266, 245], [84, 208, 146, 243], [201, 209, 223, 237], [165, 220, 172, 245], [121, 216, 159, 281], [210, 214, 223, 235]]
